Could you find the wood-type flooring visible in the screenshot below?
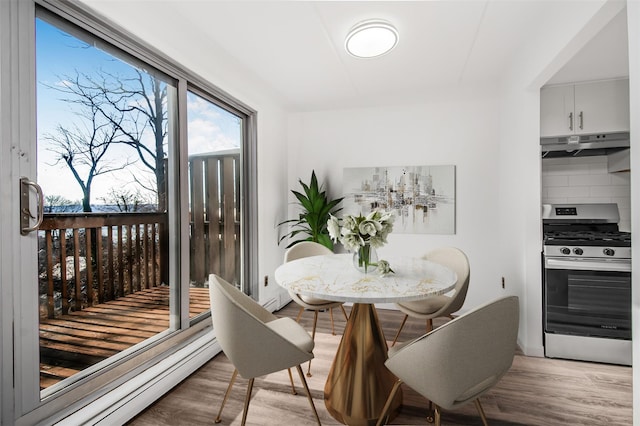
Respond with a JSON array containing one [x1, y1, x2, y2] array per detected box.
[[129, 302, 633, 426], [39, 286, 211, 389]]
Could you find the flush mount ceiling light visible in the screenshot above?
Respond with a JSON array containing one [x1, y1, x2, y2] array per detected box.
[[345, 19, 398, 58]]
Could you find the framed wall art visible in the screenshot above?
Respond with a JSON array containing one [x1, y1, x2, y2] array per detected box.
[[342, 165, 456, 234]]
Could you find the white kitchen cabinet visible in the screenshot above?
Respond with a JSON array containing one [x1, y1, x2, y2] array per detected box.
[[540, 79, 629, 138], [540, 85, 574, 137]]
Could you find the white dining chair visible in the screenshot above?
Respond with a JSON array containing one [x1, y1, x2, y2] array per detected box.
[[377, 296, 520, 426], [391, 246, 470, 346], [209, 274, 320, 425], [284, 241, 349, 376]]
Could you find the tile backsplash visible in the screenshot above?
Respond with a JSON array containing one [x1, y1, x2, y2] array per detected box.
[[541, 155, 631, 232]]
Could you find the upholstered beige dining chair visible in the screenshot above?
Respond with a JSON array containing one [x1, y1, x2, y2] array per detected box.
[[391, 246, 470, 346], [377, 296, 520, 426], [285, 241, 349, 376], [209, 274, 320, 426]]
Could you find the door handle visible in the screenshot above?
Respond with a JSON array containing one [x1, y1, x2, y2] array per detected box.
[[545, 257, 631, 272], [20, 177, 44, 235]]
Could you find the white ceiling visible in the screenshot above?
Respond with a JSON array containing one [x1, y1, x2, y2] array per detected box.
[[83, 1, 629, 112]]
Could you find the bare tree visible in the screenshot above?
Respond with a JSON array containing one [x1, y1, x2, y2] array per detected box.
[[44, 68, 167, 211], [117, 71, 167, 211], [75, 69, 168, 210], [44, 92, 132, 212], [100, 188, 154, 212], [44, 195, 76, 213]]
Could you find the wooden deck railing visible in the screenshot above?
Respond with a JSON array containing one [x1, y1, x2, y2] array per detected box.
[[188, 151, 241, 286], [38, 212, 168, 319], [38, 151, 241, 320]]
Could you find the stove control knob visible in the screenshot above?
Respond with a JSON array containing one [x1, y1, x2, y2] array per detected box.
[[603, 248, 615, 257], [573, 248, 583, 255], [560, 247, 571, 255]]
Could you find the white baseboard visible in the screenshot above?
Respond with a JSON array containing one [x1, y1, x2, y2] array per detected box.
[[518, 338, 544, 357], [55, 332, 221, 426], [263, 297, 280, 312]]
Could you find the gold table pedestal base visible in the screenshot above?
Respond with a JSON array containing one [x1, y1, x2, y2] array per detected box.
[[324, 303, 402, 425]]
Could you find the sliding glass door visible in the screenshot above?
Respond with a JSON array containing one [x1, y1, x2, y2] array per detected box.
[[2, 0, 257, 423]]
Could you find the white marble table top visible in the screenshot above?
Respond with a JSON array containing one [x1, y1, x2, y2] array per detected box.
[[274, 253, 457, 304]]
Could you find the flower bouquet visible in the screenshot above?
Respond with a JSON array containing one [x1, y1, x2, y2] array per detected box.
[[327, 210, 395, 275]]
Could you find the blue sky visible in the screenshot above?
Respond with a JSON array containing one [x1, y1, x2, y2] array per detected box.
[[36, 17, 241, 205]]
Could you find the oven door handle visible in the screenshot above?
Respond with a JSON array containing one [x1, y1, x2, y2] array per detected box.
[[545, 257, 631, 272]]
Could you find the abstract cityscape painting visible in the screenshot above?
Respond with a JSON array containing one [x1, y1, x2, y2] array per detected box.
[[342, 165, 456, 234]]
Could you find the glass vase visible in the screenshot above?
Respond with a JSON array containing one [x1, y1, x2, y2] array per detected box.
[[353, 243, 378, 274]]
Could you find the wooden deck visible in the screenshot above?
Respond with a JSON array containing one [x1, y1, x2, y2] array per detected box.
[[39, 286, 210, 389]]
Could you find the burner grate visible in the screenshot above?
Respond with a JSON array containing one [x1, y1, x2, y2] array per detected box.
[[544, 230, 631, 247]]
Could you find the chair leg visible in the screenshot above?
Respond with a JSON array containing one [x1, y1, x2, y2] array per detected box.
[[215, 368, 239, 423], [240, 377, 255, 426], [340, 304, 349, 321], [474, 398, 489, 426], [295, 365, 321, 426], [287, 368, 297, 395], [306, 311, 319, 377], [375, 379, 403, 426], [426, 400, 434, 422], [311, 310, 319, 341], [391, 314, 409, 347], [295, 306, 305, 322], [426, 318, 433, 333], [434, 404, 441, 426], [329, 307, 336, 335]]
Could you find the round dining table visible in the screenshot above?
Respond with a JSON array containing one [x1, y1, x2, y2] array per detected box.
[[274, 253, 457, 426]]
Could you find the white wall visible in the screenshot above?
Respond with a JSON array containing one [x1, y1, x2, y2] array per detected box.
[[286, 86, 513, 312], [542, 155, 631, 231], [495, 83, 543, 356]]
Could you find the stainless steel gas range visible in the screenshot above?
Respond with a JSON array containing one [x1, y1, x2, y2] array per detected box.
[[542, 203, 631, 365]]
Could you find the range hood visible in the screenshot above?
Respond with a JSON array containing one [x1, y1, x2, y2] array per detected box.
[[541, 132, 630, 158]]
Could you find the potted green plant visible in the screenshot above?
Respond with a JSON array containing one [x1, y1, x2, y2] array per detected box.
[[278, 170, 343, 249]]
